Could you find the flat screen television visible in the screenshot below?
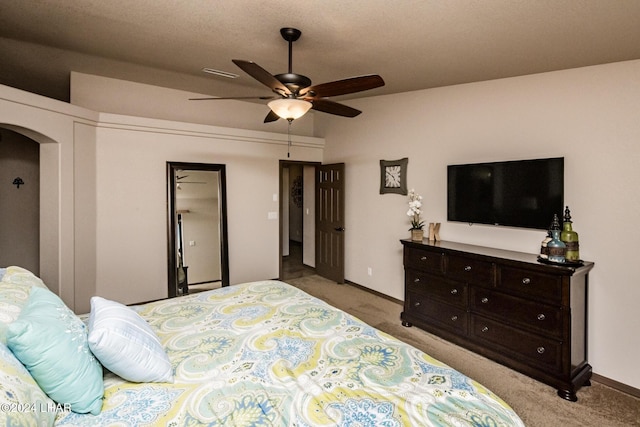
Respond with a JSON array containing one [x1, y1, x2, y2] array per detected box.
[[447, 157, 564, 230]]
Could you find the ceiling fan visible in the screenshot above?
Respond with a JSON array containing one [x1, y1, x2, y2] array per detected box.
[[190, 27, 385, 123]]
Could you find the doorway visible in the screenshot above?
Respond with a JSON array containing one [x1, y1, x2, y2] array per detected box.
[[0, 128, 39, 273], [280, 161, 318, 280]]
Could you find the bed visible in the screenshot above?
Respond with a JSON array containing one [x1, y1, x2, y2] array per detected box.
[[1, 266, 525, 426]]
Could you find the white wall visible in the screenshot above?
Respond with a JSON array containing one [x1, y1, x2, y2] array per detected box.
[[93, 114, 323, 307], [0, 85, 100, 309], [0, 82, 324, 314], [317, 60, 640, 390]]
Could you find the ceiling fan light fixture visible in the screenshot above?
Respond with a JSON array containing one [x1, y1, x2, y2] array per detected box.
[[268, 98, 312, 120]]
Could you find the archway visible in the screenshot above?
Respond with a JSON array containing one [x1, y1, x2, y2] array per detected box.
[[0, 128, 39, 273], [0, 123, 62, 297]]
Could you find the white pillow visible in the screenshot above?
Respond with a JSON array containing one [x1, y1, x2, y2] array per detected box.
[[87, 296, 174, 383]]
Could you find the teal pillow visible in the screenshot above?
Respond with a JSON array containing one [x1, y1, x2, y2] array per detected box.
[[6, 286, 104, 414], [88, 296, 174, 383]]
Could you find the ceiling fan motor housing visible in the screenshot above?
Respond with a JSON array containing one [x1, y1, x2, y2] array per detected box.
[[275, 73, 312, 94]]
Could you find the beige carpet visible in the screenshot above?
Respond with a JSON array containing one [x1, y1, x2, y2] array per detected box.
[[284, 275, 640, 427]]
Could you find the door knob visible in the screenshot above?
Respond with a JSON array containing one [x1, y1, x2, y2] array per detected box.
[[334, 227, 345, 232]]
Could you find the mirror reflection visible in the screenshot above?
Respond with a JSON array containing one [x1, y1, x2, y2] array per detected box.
[[167, 162, 229, 297]]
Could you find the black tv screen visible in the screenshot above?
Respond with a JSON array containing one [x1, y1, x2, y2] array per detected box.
[[447, 157, 564, 230]]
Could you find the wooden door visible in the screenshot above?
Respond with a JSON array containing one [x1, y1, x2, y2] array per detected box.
[[316, 163, 345, 283]]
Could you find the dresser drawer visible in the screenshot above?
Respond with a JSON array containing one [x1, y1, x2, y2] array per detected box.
[[404, 247, 444, 274], [405, 291, 468, 334], [446, 254, 494, 286], [470, 315, 562, 373], [499, 267, 562, 304], [407, 270, 467, 307], [470, 288, 563, 338]]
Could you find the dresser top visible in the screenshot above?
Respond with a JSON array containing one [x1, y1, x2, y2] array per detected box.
[[400, 239, 594, 273]]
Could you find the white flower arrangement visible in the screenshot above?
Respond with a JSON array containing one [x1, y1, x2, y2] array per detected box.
[[407, 189, 424, 230]]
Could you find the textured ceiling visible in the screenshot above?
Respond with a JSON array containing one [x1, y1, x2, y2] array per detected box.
[[1, 0, 640, 103]]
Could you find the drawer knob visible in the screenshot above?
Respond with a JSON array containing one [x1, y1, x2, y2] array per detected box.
[[537, 313, 546, 321], [414, 278, 420, 283], [414, 302, 421, 307], [421, 256, 427, 261], [451, 315, 458, 321], [450, 288, 458, 295], [481, 297, 489, 304], [464, 265, 472, 272], [481, 326, 489, 333], [537, 346, 546, 354], [522, 277, 531, 285]]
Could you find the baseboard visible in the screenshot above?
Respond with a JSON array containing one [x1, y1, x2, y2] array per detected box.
[[592, 373, 640, 398], [345, 279, 403, 305]]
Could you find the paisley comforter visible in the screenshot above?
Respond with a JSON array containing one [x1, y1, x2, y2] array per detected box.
[[55, 280, 524, 426]]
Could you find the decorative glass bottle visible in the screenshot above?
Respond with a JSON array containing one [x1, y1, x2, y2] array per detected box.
[[561, 206, 580, 262], [539, 229, 552, 259], [547, 214, 566, 263]]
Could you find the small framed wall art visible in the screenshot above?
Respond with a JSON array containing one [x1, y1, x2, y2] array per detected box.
[[379, 157, 408, 195]]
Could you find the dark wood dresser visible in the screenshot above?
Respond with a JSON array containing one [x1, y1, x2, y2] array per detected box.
[[400, 239, 594, 401]]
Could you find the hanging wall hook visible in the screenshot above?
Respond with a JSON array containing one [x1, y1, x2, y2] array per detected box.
[[12, 177, 24, 188]]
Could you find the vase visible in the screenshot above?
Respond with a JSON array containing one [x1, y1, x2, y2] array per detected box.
[[410, 229, 424, 242], [539, 230, 552, 259], [560, 206, 580, 262], [547, 229, 566, 263], [428, 223, 441, 241], [546, 213, 566, 263]]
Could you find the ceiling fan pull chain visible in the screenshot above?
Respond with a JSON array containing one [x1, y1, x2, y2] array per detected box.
[[287, 119, 293, 158]]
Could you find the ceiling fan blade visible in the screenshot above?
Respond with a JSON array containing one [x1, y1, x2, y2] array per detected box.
[[189, 96, 276, 101], [300, 75, 384, 98], [311, 99, 361, 118], [232, 59, 291, 96], [264, 110, 280, 123]]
